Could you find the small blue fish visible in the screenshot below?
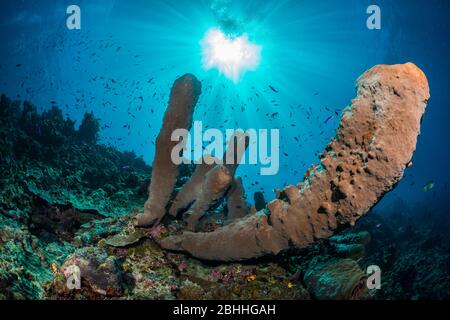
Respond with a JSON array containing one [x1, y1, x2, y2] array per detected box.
[[422, 180, 435, 192], [324, 115, 335, 124], [269, 85, 278, 93]]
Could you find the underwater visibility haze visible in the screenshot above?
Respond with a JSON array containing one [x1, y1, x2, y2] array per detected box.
[[0, 0, 450, 301]]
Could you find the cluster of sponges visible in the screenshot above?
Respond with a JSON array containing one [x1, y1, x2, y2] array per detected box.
[[138, 64, 429, 262], [134, 74, 250, 232]]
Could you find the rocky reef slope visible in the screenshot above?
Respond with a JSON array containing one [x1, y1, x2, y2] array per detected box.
[[0, 95, 150, 298]]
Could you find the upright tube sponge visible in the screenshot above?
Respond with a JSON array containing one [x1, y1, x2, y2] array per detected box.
[[135, 74, 202, 227], [182, 132, 250, 230], [184, 164, 233, 230], [226, 177, 249, 221], [168, 155, 219, 218]]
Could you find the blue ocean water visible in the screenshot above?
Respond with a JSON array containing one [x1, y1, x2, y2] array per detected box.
[[0, 0, 449, 212]]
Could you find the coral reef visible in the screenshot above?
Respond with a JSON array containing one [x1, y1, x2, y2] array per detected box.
[[303, 258, 367, 300], [58, 246, 124, 298], [156, 63, 430, 261], [78, 111, 100, 144], [2, 63, 447, 301], [0, 92, 314, 300], [353, 200, 450, 300], [0, 95, 149, 298], [0, 213, 74, 299]]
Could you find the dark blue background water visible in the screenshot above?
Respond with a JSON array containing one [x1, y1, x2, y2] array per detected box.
[[1, 0, 449, 211]]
